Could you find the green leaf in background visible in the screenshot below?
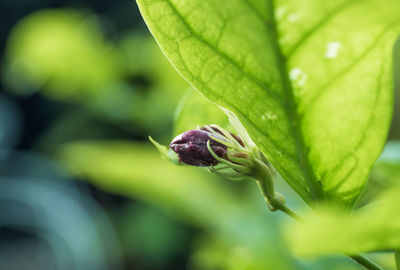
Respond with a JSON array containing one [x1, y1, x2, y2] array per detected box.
[[117, 204, 189, 268], [59, 140, 241, 229], [284, 184, 400, 256], [136, 0, 400, 206], [173, 87, 230, 136], [118, 32, 189, 92], [371, 141, 400, 184], [357, 141, 400, 205], [117, 32, 189, 133], [4, 9, 120, 100]]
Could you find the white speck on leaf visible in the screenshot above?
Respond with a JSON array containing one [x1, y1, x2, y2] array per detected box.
[[266, 112, 277, 120], [261, 112, 277, 121], [289, 67, 308, 86], [290, 68, 302, 80], [275, 7, 287, 19], [325, 41, 342, 59]]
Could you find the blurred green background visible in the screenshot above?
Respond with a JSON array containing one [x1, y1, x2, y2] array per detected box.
[[0, 1, 399, 270]]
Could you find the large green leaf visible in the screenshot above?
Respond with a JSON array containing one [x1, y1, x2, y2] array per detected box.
[[284, 184, 400, 256], [136, 0, 400, 206]]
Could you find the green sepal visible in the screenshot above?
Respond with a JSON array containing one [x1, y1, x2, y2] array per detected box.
[[149, 136, 180, 165]]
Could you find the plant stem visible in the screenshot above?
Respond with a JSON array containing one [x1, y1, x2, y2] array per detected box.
[[395, 250, 400, 270], [349, 255, 384, 270], [256, 178, 384, 270], [269, 197, 302, 221]]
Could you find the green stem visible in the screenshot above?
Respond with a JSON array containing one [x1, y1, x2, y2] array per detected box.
[[395, 250, 400, 270], [349, 255, 384, 270], [270, 198, 302, 221], [256, 177, 384, 270]]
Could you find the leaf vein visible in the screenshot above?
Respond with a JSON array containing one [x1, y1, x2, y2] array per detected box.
[[286, 0, 364, 57], [164, 0, 283, 103], [306, 21, 400, 109]]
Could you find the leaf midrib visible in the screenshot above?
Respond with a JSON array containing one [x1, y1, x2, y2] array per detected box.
[[266, 0, 324, 200]]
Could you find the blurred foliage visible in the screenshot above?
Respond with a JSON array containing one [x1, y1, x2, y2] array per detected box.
[[285, 184, 400, 258], [283, 141, 400, 269], [0, 151, 124, 270], [355, 141, 400, 207], [3, 9, 189, 136], [4, 9, 120, 100], [115, 203, 190, 268], [59, 140, 245, 230], [0, 94, 21, 149], [116, 32, 189, 133], [370, 141, 400, 184], [59, 139, 366, 270]]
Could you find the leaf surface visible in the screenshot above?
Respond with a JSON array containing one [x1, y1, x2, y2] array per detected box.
[[137, 0, 400, 205]]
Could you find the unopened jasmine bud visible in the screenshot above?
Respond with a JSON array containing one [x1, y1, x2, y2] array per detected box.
[[169, 129, 227, 167]]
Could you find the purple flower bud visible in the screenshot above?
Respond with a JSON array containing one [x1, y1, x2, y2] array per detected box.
[[169, 129, 227, 167]]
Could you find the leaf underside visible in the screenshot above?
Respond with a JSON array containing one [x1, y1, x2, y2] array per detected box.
[[137, 0, 400, 206], [173, 87, 230, 136]]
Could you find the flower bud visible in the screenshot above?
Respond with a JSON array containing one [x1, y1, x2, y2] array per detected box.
[[169, 129, 227, 166]]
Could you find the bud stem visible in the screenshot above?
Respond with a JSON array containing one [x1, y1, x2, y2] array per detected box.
[[255, 163, 301, 220]]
